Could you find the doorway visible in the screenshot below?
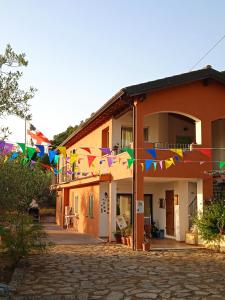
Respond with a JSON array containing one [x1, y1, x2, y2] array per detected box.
[[144, 194, 153, 226], [165, 190, 174, 236]]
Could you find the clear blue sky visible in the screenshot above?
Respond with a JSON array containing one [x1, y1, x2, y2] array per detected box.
[[1, 0, 225, 142]]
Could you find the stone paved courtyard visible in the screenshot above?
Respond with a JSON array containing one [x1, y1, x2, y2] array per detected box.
[[9, 244, 225, 300]]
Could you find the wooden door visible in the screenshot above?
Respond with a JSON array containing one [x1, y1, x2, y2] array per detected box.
[[166, 190, 174, 236]]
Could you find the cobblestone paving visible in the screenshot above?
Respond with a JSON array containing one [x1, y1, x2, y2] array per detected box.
[[10, 245, 225, 299]]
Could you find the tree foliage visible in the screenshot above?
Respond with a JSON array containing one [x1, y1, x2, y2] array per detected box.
[[0, 157, 53, 212], [0, 44, 36, 138], [194, 199, 225, 251]]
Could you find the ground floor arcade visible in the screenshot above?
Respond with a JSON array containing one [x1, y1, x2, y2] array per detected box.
[[56, 177, 205, 249]]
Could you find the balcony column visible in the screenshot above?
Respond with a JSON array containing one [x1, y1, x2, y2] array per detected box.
[[133, 99, 144, 250]]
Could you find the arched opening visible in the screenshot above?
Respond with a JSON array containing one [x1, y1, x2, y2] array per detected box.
[[144, 112, 202, 149]]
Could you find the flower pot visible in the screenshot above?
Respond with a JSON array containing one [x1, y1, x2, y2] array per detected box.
[[142, 242, 151, 251], [126, 237, 130, 247], [121, 236, 127, 245], [129, 236, 133, 248], [114, 234, 122, 244]]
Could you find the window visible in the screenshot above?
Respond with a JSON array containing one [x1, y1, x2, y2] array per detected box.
[[121, 127, 133, 148], [73, 195, 79, 214], [88, 193, 94, 218], [144, 127, 149, 142]]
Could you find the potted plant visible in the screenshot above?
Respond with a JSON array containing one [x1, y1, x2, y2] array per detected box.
[[151, 222, 160, 238], [113, 230, 122, 243], [121, 228, 127, 245], [142, 235, 151, 251], [125, 225, 133, 247]]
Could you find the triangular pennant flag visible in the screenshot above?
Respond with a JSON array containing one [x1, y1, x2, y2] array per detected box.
[[159, 160, 163, 169], [100, 148, 111, 155], [54, 154, 60, 164], [153, 161, 157, 171], [140, 162, 144, 172], [200, 161, 205, 165], [170, 148, 183, 158], [146, 149, 157, 159], [219, 161, 225, 169], [107, 157, 114, 167], [41, 163, 53, 170], [53, 168, 59, 175], [87, 155, 96, 167], [0, 141, 5, 152], [27, 147, 36, 159], [70, 153, 78, 165], [36, 144, 45, 158], [82, 147, 91, 154], [3, 143, 14, 154], [9, 152, 19, 161], [127, 158, 134, 168], [17, 143, 26, 154], [123, 148, 134, 159], [170, 157, 175, 165], [174, 155, 179, 161], [48, 150, 56, 163], [145, 159, 153, 172], [57, 146, 67, 158], [197, 149, 211, 157], [165, 159, 173, 169]]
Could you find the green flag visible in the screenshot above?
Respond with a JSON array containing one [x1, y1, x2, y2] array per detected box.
[[127, 158, 134, 168], [123, 148, 134, 159], [219, 161, 225, 169], [27, 147, 36, 159], [17, 142, 26, 154]]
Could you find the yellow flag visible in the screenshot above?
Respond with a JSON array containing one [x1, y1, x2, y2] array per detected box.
[[140, 163, 144, 172], [57, 146, 67, 158], [165, 158, 174, 169], [170, 148, 183, 158], [70, 153, 78, 165]]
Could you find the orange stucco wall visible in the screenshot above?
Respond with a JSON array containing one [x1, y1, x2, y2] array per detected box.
[[69, 184, 100, 237]]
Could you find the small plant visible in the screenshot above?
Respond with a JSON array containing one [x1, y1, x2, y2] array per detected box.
[[193, 199, 225, 252], [125, 225, 132, 236], [0, 212, 50, 262]]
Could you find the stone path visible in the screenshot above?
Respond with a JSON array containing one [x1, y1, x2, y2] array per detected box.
[[44, 224, 104, 245], [9, 245, 225, 299]]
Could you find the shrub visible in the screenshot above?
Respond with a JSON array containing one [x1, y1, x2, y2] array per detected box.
[[0, 213, 50, 262], [193, 199, 225, 251]]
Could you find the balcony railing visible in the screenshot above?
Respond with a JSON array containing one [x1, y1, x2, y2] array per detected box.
[[153, 142, 191, 151]]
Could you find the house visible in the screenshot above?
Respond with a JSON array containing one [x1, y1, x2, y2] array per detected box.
[[54, 67, 225, 249]]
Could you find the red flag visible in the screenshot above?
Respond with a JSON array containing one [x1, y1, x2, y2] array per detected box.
[[197, 149, 211, 158], [27, 123, 50, 145], [87, 155, 96, 167], [82, 147, 91, 154]]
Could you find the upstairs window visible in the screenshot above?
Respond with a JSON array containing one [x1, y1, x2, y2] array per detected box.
[[121, 127, 133, 148]]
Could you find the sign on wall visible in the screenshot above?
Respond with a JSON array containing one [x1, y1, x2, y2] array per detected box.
[[136, 200, 144, 214], [116, 216, 127, 230]]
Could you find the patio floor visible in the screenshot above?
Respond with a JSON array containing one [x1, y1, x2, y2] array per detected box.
[[150, 238, 203, 250]]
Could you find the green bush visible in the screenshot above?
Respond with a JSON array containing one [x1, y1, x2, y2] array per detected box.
[[194, 199, 225, 251], [0, 213, 50, 262]]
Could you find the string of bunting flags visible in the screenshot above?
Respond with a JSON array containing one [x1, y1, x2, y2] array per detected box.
[[1, 140, 225, 176]]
